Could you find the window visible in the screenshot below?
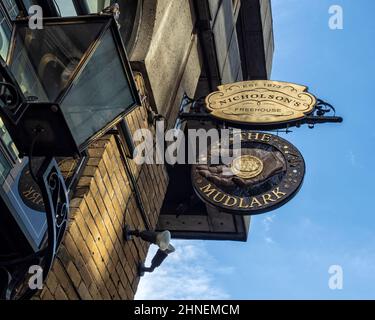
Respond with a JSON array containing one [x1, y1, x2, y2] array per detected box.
[[0, 118, 19, 162], [2, 0, 18, 19], [53, 0, 77, 17], [84, 0, 113, 13], [0, 145, 11, 184], [232, 0, 241, 21], [22, 0, 38, 11], [0, 7, 11, 60]]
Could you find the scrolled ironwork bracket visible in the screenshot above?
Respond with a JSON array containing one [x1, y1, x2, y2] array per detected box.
[[37, 158, 70, 274], [177, 97, 343, 130], [301, 99, 343, 129], [0, 158, 69, 300]]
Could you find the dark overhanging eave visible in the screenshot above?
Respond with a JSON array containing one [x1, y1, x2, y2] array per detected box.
[[237, 0, 270, 80]]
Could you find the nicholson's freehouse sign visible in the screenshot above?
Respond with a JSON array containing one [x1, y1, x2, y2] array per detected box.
[[205, 80, 317, 127]]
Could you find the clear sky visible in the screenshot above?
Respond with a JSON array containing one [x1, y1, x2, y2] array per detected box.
[[136, 0, 375, 300]]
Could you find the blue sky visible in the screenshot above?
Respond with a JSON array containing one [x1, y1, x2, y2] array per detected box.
[[137, 0, 375, 300]]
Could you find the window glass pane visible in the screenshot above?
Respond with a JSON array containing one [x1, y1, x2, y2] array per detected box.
[[54, 0, 77, 17], [84, 0, 113, 13], [0, 118, 15, 185], [0, 118, 19, 160], [2, 0, 19, 19], [61, 28, 134, 146], [0, 9, 11, 60], [22, 0, 38, 10], [0, 149, 11, 184], [9, 21, 104, 101]]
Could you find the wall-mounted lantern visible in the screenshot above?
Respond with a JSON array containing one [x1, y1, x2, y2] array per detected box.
[[2, 13, 140, 157]]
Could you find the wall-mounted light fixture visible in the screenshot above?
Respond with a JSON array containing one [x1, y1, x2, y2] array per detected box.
[[123, 225, 175, 276], [1, 13, 140, 158], [138, 246, 175, 277]]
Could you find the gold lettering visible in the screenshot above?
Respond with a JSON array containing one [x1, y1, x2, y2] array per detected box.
[[22, 185, 44, 206], [213, 192, 226, 203], [200, 184, 216, 197], [250, 197, 262, 208], [262, 193, 276, 205], [248, 132, 260, 140], [261, 134, 271, 142], [206, 81, 317, 125], [224, 196, 238, 207], [239, 198, 249, 209], [22, 186, 35, 198], [272, 187, 287, 199], [36, 197, 44, 206], [28, 192, 40, 203]]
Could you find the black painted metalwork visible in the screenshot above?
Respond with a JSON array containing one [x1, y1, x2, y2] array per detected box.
[[138, 245, 175, 277], [2, 14, 140, 157], [72, 0, 90, 15], [12, 0, 27, 17], [123, 225, 175, 277], [0, 58, 26, 123], [115, 135, 151, 231], [37, 158, 69, 274], [301, 98, 343, 129], [138, 249, 168, 277], [0, 55, 79, 157], [124, 225, 160, 243], [0, 157, 69, 300]]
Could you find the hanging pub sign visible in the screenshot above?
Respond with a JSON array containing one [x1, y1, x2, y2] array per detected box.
[[18, 164, 45, 212], [202, 80, 342, 129], [205, 80, 316, 127], [191, 132, 305, 216], [18, 158, 81, 212]]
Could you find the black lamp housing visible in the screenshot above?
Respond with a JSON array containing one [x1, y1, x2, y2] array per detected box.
[[138, 249, 168, 277], [1, 14, 140, 158]]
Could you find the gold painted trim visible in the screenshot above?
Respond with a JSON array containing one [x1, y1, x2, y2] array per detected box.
[[205, 80, 317, 125], [231, 155, 264, 179]]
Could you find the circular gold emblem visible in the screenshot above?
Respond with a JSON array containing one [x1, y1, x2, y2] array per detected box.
[[231, 155, 263, 179]]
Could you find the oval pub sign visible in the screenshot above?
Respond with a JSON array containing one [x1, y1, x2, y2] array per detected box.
[[192, 132, 305, 215], [205, 80, 317, 127]]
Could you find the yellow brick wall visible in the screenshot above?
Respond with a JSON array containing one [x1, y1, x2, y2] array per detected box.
[[36, 105, 169, 300]]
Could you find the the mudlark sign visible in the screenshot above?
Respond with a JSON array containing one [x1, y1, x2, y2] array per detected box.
[[192, 132, 305, 215], [205, 80, 317, 126]]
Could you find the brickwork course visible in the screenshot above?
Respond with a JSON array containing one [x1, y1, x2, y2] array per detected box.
[[34, 104, 169, 300]]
